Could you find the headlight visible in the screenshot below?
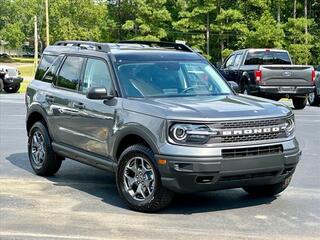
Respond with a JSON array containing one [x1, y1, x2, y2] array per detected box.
[[284, 116, 295, 136], [169, 123, 216, 145]]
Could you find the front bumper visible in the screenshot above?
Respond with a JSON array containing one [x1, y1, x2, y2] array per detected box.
[[156, 139, 301, 193], [256, 85, 314, 96], [3, 77, 23, 87]]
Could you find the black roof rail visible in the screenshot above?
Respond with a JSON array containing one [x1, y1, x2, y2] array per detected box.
[[54, 40, 111, 53], [118, 40, 194, 53]]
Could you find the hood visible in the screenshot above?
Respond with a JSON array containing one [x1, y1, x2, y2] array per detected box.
[[123, 94, 292, 121]]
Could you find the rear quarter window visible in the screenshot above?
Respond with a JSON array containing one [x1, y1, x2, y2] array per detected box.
[[244, 51, 291, 65], [56, 56, 84, 90], [35, 54, 58, 80], [42, 55, 64, 83]]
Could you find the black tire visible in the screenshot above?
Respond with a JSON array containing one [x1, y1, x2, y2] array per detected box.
[[4, 84, 20, 93], [308, 90, 320, 106], [292, 97, 307, 109], [243, 176, 292, 197], [242, 84, 251, 95], [28, 121, 62, 176], [116, 144, 174, 212]]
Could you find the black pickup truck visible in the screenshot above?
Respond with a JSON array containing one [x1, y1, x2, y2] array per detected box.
[[220, 49, 315, 109]]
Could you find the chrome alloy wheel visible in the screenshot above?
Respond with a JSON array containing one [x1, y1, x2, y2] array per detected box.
[[308, 92, 315, 103], [123, 157, 155, 201], [31, 130, 46, 168]]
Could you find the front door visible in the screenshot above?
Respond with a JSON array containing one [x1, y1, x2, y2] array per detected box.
[[71, 57, 117, 158]]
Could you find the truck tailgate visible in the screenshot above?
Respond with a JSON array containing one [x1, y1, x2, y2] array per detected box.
[[260, 65, 313, 86]]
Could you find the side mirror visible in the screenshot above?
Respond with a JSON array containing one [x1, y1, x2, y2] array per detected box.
[[86, 87, 110, 100], [228, 81, 240, 93]]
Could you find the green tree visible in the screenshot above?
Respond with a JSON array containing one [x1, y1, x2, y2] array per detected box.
[[0, 22, 25, 49], [122, 0, 171, 41], [48, 0, 112, 44], [285, 17, 314, 64], [244, 11, 285, 48], [172, 0, 216, 57], [213, 8, 248, 61]]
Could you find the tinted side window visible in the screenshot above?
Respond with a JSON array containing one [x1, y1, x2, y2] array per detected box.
[[35, 54, 57, 80], [81, 58, 113, 94], [56, 56, 84, 90], [225, 55, 235, 68], [42, 55, 64, 83]]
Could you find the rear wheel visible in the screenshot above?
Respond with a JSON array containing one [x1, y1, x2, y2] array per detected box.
[[243, 176, 292, 197], [28, 121, 62, 176], [308, 90, 320, 106], [116, 144, 174, 212], [292, 97, 307, 109], [241, 83, 251, 95], [4, 84, 20, 93]]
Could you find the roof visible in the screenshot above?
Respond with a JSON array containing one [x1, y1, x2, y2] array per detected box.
[[42, 40, 204, 62], [241, 48, 288, 53]]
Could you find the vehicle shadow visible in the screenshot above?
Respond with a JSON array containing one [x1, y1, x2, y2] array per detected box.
[[7, 152, 277, 214]]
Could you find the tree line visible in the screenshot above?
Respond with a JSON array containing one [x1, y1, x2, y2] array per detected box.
[[0, 0, 319, 64]]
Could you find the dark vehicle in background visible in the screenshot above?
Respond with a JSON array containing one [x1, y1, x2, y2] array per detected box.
[[0, 65, 23, 93], [26, 41, 300, 212], [308, 66, 320, 106], [221, 49, 315, 109]]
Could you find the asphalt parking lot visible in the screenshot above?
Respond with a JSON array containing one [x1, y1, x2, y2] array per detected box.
[[0, 93, 319, 240]]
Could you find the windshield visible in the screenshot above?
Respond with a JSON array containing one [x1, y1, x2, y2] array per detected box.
[[117, 61, 232, 98]]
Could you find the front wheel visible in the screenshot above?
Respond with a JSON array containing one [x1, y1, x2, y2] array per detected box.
[[243, 176, 292, 197], [28, 121, 62, 176], [292, 97, 307, 109], [4, 84, 20, 93], [116, 144, 174, 212], [308, 90, 320, 106]]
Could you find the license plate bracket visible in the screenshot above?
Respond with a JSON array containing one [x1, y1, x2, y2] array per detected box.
[[279, 86, 296, 93]]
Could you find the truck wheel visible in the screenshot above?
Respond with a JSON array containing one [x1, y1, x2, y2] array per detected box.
[[243, 176, 292, 197], [28, 121, 62, 176], [308, 90, 320, 106], [4, 84, 20, 93], [0, 79, 3, 92], [242, 84, 251, 95], [292, 97, 307, 109], [116, 144, 174, 212]]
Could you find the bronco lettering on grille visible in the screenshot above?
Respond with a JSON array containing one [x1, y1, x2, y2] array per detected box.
[[221, 127, 280, 136]]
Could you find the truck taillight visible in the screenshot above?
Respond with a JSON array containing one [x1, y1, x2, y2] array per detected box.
[[311, 70, 316, 84], [255, 70, 262, 83]]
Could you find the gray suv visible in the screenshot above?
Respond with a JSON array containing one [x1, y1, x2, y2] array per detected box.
[[26, 41, 301, 212]]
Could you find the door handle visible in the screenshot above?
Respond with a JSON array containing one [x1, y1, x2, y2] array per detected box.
[[73, 102, 85, 109], [45, 95, 54, 103]]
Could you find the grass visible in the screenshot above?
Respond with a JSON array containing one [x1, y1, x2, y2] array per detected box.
[[17, 65, 35, 77], [18, 80, 30, 93], [0, 56, 34, 64], [17, 65, 34, 93], [12, 57, 34, 63]]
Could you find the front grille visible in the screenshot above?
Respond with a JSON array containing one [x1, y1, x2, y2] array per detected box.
[[222, 145, 283, 158], [221, 132, 280, 143], [212, 118, 284, 129], [207, 118, 287, 144], [218, 171, 278, 182]]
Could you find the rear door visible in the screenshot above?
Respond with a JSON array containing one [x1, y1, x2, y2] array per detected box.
[[70, 57, 117, 157], [50, 55, 86, 146]]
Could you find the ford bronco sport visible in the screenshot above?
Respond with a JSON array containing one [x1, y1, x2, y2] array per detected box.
[[26, 40, 301, 212]]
